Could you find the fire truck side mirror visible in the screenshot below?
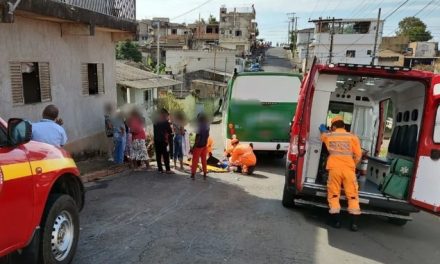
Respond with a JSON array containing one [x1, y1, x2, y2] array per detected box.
[[7, 118, 32, 147]]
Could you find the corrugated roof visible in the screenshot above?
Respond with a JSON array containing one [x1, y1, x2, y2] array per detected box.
[[116, 61, 182, 90]]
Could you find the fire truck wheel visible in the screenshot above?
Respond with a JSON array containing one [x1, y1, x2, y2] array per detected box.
[[282, 184, 297, 208], [388, 217, 408, 226], [40, 194, 80, 264]]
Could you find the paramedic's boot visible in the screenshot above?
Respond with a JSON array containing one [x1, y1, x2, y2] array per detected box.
[[327, 214, 341, 229], [350, 215, 359, 232]]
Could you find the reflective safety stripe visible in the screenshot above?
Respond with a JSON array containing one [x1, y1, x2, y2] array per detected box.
[[328, 150, 354, 156], [1, 158, 76, 182], [328, 133, 354, 137]]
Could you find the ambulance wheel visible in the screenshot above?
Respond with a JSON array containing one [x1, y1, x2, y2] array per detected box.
[[40, 194, 80, 264], [282, 184, 297, 208], [388, 217, 408, 226]]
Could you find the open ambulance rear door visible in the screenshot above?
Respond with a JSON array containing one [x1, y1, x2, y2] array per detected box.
[[410, 75, 440, 214]]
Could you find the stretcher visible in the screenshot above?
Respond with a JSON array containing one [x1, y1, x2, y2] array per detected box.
[[183, 160, 228, 173]]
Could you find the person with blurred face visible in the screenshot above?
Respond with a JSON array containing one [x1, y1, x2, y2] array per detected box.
[[32, 104, 67, 147], [154, 109, 173, 173], [190, 113, 210, 180]]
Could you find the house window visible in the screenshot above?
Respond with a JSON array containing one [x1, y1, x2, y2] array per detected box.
[[221, 17, 227, 22], [235, 30, 242, 37], [171, 29, 177, 35], [9, 62, 52, 105], [346, 50, 356, 58], [367, 50, 372, 55], [81, 63, 104, 96], [144, 90, 151, 102]]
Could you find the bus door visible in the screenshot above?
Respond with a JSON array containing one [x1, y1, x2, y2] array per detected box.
[[409, 75, 440, 214]]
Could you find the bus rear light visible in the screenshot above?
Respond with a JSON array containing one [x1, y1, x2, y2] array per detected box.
[[228, 123, 235, 135]]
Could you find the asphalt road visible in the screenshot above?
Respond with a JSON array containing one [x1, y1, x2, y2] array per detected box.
[[262, 47, 294, 73], [74, 50, 440, 263]]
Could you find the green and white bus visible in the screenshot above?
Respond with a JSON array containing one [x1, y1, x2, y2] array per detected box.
[[224, 72, 302, 155]]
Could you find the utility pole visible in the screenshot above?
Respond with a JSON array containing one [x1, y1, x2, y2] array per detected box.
[[287, 12, 295, 45], [156, 21, 161, 75], [328, 17, 335, 64], [371, 8, 382, 65]]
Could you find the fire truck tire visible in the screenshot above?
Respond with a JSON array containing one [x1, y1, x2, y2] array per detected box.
[[388, 217, 408, 226], [282, 184, 297, 208], [40, 194, 80, 264]]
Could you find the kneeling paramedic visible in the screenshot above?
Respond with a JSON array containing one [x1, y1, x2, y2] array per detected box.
[[319, 116, 362, 231], [229, 139, 257, 175]]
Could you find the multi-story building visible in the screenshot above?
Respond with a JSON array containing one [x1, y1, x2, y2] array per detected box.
[[295, 28, 314, 61], [309, 18, 384, 65], [219, 5, 257, 54], [138, 18, 191, 49], [0, 0, 137, 155], [188, 21, 220, 49]]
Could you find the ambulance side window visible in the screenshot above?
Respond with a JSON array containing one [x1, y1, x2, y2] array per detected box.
[[434, 105, 440, 143]]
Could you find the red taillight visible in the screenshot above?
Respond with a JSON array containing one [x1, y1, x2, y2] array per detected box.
[[228, 123, 236, 136]]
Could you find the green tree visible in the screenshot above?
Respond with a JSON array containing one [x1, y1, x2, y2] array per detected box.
[[396, 17, 432, 42], [208, 14, 217, 24], [116, 40, 142, 62]]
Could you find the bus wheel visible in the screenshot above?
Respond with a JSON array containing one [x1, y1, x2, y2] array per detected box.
[[282, 184, 297, 208], [388, 217, 408, 226]]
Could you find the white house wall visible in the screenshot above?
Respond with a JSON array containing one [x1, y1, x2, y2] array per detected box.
[[0, 16, 117, 154], [166, 50, 236, 74]]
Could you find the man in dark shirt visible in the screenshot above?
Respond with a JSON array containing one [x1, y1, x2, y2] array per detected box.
[[154, 109, 173, 173], [191, 113, 210, 180]]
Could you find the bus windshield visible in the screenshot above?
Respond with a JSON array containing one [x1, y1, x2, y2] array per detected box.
[[231, 75, 301, 103]]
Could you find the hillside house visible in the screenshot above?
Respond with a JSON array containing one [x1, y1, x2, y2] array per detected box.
[[0, 0, 137, 154]]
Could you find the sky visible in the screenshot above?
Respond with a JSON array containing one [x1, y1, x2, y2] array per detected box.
[[137, 0, 440, 44]]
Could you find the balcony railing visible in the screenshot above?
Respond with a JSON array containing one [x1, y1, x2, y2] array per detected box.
[[55, 0, 136, 20]]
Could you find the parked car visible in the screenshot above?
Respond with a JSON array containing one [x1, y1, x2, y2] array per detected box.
[[284, 62, 440, 225], [0, 118, 84, 263], [247, 63, 262, 72]]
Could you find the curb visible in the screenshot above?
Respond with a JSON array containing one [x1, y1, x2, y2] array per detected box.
[[80, 164, 130, 183]]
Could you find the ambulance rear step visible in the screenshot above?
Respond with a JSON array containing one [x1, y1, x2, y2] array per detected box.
[[294, 199, 413, 220]]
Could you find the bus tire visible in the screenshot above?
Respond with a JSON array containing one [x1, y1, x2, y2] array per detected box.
[[282, 184, 297, 208], [388, 217, 408, 226]]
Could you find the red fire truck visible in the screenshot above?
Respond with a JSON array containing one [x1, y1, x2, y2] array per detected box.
[[0, 118, 84, 263], [284, 62, 440, 225]]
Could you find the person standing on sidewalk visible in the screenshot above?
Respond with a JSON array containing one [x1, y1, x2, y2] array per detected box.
[[128, 109, 151, 171], [104, 103, 114, 161], [111, 111, 126, 164], [32, 104, 67, 147], [172, 111, 185, 170], [190, 113, 210, 180], [153, 109, 173, 174]]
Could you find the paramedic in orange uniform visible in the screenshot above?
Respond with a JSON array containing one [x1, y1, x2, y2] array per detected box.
[[229, 139, 257, 175], [320, 116, 362, 231]]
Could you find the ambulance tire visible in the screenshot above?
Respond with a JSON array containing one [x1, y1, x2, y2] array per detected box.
[[388, 217, 408, 226], [282, 184, 297, 208], [40, 194, 80, 264]]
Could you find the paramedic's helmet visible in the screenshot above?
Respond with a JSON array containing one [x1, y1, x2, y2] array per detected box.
[[331, 116, 344, 125], [330, 116, 345, 129]]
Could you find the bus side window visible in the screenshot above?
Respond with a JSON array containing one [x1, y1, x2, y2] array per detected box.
[[434, 105, 440, 143]]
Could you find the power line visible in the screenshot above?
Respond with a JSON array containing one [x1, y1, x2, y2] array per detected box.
[[414, 0, 435, 17], [171, 0, 217, 20], [383, 0, 410, 20]]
